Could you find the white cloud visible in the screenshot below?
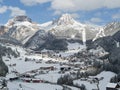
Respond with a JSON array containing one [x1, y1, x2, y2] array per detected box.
[[70, 13, 80, 19], [104, 0, 120, 9], [20, 0, 120, 18], [8, 6, 26, 17], [0, 6, 7, 14], [0, 5, 26, 17], [20, 0, 51, 6], [51, 0, 76, 12], [51, 0, 120, 12], [53, 10, 62, 15], [112, 12, 120, 19], [90, 17, 103, 23], [53, 11, 80, 19]]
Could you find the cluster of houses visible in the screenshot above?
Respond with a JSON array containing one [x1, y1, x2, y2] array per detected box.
[[4, 48, 120, 90], [8, 63, 16, 67], [24, 57, 43, 63], [8, 65, 56, 84], [45, 60, 59, 64], [21, 78, 44, 83]]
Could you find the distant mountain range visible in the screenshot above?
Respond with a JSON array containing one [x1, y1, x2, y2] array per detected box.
[[0, 14, 120, 50]]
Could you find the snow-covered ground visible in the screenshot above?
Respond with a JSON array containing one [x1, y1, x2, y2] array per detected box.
[[36, 71, 61, 83], [56, 42, 86, 57], [1, 45, 116, 90], [67, 42, 85, 50], [2, 46, 65, 90], [74, 71, 116, 90], [8, 81, 63, 90]]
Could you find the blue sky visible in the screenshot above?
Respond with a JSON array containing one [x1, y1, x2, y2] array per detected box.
[[0, 0, 120, 25]]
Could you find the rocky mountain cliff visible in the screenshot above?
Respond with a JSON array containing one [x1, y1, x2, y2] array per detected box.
[[104, 22, 120, 36], [3, 16, 41, 44], [0, 14, 120, 51], [42, 14, 103, 43]]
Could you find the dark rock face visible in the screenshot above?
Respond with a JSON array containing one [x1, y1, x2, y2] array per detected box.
[[0, 26, 6, 31], [24, 30, 48, 49], [24, 30, 68, 51], [113, 31, 120, 42], [0, 26, 8, 35], [87, 30, 120, 74], [0, 57, 8, 76], [93, 36, 116, 52], [13, 16, 32, 22], [0, 45, 20, 76], [89, 22, 120, 52], [109, 48, 120, 65], [0, 26, 5, 35], [0, 35, 22, 46], [44, 38, 68, 51]]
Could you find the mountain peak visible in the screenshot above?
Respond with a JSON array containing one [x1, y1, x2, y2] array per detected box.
[[13, 15, 32, 22], [57, 13, 75, 25], [6, 15, 32, 26]]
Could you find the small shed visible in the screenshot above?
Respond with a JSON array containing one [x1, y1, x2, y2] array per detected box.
[[106, 83, 120, 90]]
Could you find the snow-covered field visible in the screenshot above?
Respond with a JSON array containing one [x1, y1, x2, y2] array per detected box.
[[74, 71, 116, 90], [2, 46, 65, 90], [7, 81, 63, 90]]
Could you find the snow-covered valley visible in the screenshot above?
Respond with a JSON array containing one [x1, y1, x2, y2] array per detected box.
[[0, 13, 120, 90], [0, 44, 116, 90]]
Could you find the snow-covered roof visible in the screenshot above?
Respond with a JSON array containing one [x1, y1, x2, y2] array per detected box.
[[106, 83, 118, 88]]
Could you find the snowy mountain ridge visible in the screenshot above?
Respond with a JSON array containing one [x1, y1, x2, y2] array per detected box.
[[0, 14, 120, 50], [57, 13, 75, 25], [6, 16, 32, 27], [40, 13, 103, 45], [3, 16, 41, 44]]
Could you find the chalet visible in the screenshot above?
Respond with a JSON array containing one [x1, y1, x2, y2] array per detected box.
[[9, 77, 19, 81], [36, 60, 42, 63], [9, 63, 16, 67], [34, 51, 41, 54], [60, 66, 71, 71], [21, 78, 31, 83], [21, 78, 44, 83], [21, 73, 35, 78], [32, 79, 44, 83], [106, 83, 120, 90], [5, 59, 9, 61], [45, 60, 58, 64], [38, 70, 48, 74], [40, 66, 55, 71], [73, 68, 80, 71]]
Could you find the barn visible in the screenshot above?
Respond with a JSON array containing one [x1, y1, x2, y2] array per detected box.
[[106, 83, 120, 90]]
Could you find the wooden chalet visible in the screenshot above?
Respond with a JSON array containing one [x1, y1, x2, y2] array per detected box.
[[106, 83, 120, 90]]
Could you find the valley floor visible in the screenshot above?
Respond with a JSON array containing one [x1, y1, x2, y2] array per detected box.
[[1, 45, 116, 90]]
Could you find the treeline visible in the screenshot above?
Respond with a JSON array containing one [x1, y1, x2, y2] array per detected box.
[[0, 44, 20, 76]]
